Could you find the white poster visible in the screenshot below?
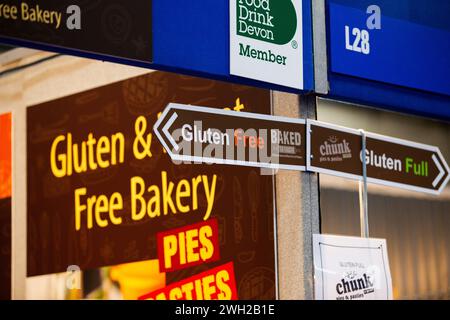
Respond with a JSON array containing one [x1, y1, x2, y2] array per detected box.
[[230, 0, 303, 89], [313, 234, 393, 300]]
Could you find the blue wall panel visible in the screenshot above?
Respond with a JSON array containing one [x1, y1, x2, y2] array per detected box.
[[326, 0, 450, 121], [153, 0, 229, 77]]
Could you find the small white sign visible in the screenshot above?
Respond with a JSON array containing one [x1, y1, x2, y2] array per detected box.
[[230, 0, 303, 89], [313, 234, 393, 300]]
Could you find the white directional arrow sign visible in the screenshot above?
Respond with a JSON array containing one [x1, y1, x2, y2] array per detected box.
[[162, 111, 180, 152], [307, 120, 450, 195], [432, 154, 446, 188], [154, 107, 450, 195], [154, 103, 307, 171]]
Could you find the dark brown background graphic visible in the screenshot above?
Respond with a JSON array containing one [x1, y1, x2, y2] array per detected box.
[[0, 0, 152, 62], [310, 125, 362, 175], [27, 71, 276, 300]]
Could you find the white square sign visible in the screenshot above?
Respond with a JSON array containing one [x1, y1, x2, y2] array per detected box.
[[230, 0, 303, 89], [313, 234, 393, 300]]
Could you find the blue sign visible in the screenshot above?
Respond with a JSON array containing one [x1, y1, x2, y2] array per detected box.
[[0, 0, 314, 94], [327, 0, 450, 120], [154, 0, 314, 92]]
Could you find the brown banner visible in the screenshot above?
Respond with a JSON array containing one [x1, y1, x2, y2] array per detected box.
[[27, 71, 276, 300], [0, 0, 152, 62]]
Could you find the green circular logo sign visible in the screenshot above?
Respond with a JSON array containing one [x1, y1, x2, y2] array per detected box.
[[236, 0, 297, 45]]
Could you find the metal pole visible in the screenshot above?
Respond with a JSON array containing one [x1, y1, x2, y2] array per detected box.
[[299, 94, 320, 298], [359, 129, 369, 238]]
